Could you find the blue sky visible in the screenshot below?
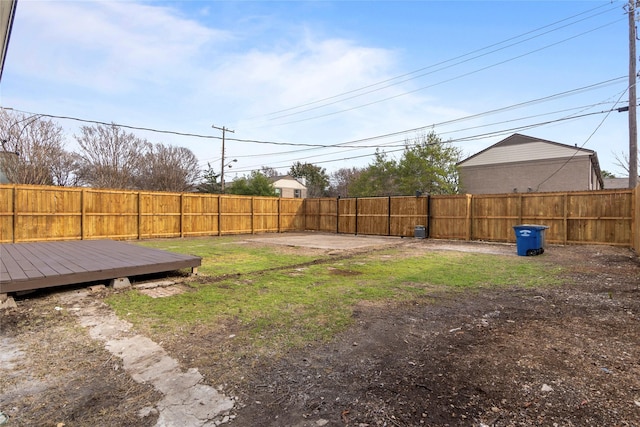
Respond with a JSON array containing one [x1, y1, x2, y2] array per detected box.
[[0, 0, 633, 180]]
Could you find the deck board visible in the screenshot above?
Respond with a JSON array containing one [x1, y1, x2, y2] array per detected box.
[[0, 240, 201, 293]]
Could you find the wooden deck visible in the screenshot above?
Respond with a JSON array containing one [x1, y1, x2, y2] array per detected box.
[[0, 240, 201, 293]]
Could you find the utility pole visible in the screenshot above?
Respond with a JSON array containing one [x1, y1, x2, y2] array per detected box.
[[211, 124, 235, 193], [629, 0, 638, 188]]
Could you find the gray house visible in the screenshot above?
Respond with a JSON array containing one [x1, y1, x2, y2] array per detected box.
[[457, 134, 603, 194]]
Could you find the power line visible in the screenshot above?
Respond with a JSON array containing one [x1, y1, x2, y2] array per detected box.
[[223, 77, 626, 150], [257, 2, 620, 120], [534, 86, 630, 190], [261, 19, 623, 128], [0, 107, 223, 141], [5, 75, 628, 168], [217, 98, 624, 167], [229, 106, 625, 174]]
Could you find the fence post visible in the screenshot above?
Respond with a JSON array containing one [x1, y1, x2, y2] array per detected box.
[[218, 195, 222, 236], [180, 193, 184, 238], [136, 192, 141, 240], [355, 198, 358, 236], [12, 185, 17, 243], [81, 189, 86, 240], [336, 197, 340, 234], [465, 194, 472, 241], [251, 197, 255, 234], [388, 196, 391, 236], [426, 195, 431, 238], [563, 193, 568, 245], [278, 197, 281, 233], [302, 198, 306, 231], [517, 194, 523, 225]]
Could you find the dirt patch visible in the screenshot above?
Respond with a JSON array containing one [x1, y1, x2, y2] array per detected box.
[[245, 232, 402, 252], [0, 293, 161, 426], [1, 238, 639, 427]]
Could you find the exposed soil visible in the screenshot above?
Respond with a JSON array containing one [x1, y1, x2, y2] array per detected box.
[[1, 238, 639, 427]]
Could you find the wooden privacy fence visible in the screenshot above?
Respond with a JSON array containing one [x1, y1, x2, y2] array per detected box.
[[305, 189, 637, 248], [304, 197, 428, 237], [1, 184, 637, 250], [634, 184, 640, 251], [0, 185, 304, 243]]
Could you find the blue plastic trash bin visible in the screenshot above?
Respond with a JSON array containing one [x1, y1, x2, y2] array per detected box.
[[513, 225, 549, 256]]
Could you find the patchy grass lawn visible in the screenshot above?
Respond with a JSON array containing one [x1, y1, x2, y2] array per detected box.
[[135, 236, 325, 275], [109, 239, 561, 354]]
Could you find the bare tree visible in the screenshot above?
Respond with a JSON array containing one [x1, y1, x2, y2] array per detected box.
[[261, 166, 280, 178], [327, 167, 362, 197], [74, 123, 148, 189], [136, 143, 200, 192], [0, 111, 70, 185], [613, 150, 639, 177], [51, 151, 81, 187]]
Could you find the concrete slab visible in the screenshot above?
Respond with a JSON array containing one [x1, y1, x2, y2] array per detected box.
[[58, 292, 235, 426], [246, 232, 401, 250], [139, 285, 185, 299], [0, 295, 17, 310]]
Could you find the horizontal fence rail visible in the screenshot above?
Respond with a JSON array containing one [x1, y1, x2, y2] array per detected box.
[[0, 185, 305, 243], [1, 184, 637, 251], [304, 190, 638, 249]]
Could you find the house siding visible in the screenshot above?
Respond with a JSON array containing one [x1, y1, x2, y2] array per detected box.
[[277, 186, 307, 198], [460, 141, 592, 167], [460, 156, 597, 194], [272, 176, 308, 198]]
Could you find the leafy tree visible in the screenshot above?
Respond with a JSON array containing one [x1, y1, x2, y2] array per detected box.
[[74, 123, 148, 189], [289, 161, 329, 197], [349, 132, 461, 197], [601, 170, 616, 179], [396, 132, 461, 195], [348, 150, 400, 197], [226, 170, 278, 196], [0, 111, 72, 185], [197, 163, 221, 193], [136, 143, 200, 192], [327, 167, 363, 197]]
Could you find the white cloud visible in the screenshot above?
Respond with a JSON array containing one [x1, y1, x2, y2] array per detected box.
[[11, 1, 229, 92], [199, 35, 402, 118], [4, 1, 469, 173]]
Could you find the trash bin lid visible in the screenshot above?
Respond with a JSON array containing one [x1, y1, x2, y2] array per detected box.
[[513, 224, 549, 230]]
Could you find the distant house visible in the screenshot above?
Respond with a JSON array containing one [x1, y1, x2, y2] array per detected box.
[[0, 151, 17, 184], [603, 177, 637, 189], [271, 175, 307, 198], [457, 134, 603, 194]]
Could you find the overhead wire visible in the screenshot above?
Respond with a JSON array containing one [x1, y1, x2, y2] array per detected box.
[[222, 99, 625, 169], [257, 2, 620, 120], [533, 86, 631, 190], [196, 75, 628, 167], [5, 74, 629, 168], [229, 105, 628, 174], [0, 107, 223, 141], [224, 76, 626, 152], [260, 19, 623, 128]]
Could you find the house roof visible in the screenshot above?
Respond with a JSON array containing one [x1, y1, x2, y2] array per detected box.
[[457, 134, 596, 167], [0, 0, 18, 83], [270, 175, 306, 189], [603, 177, 637, 189]]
